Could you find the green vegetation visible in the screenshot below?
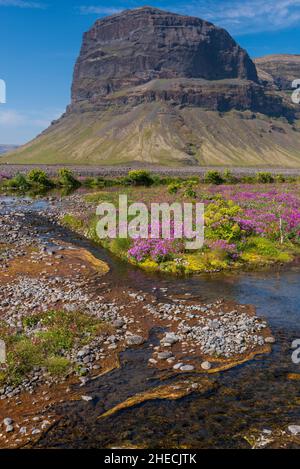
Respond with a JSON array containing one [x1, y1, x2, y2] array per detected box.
[[240, 237, 294, 263], [223, 169, 238, 184], [61, 213, 85, 232], [27, 169, 53, 188], [204, 170, 224, 185], [0, 310, 110, 386], [205, 200, 241, 242], [83, 177, 104, 188], [1, 168, 300, 197], [255, 172, 275, 184], [2, 167, 299, 276], [60, 180, 300, 276], [57, 168, 80, 188], [3, 102, 300, 168], [4, 173, 30, 191], [183, 183, 197, 199], [168, 182, 180, 194], [0, 168, 80, 194], [124, 170, 155, 186]]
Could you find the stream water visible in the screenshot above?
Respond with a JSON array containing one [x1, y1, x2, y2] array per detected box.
[[1, 195, 300, 448], [42, 261, 299, 448]]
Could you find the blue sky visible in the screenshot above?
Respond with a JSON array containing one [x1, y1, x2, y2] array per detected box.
[[1, 0, 300, 144]]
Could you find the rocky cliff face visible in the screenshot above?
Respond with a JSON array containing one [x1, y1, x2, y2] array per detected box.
[[5, 8, 300, 167], [72, 7, 258, 105], [70, 77, 295, 120], [68, 7, 294, 120]]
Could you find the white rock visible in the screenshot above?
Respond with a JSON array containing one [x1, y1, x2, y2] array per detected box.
[[288, 425, 300, 435], [32, 428, 41, 435], [180, 365, 195, 372], [201, 361, 212, 370], [173, 363, 184, 370], [3, 418, 13, 426], [81, 395, 93, 402], [6, 424, 14, 433], [262, 429, 272, 435], [265, 336, 275, 344], [167, 357, 175, 363], [148, 358, 157, 365]]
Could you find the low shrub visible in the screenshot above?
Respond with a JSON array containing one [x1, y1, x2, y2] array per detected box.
[[255, 172, 274, 184], [5, 173, 30, 191], [241, 175, 256, 183], [168, 182, 181, 194], [204, 170, 224, 185], [205, 199, 242, 242], [159, 176, 182, 185], [125, 170, 154, 186], [183, 184, 197, 199], [223, 170, 238, 184], [186, 176, 200, 185], [57, 168, 81, 188], [274, 174, 286, 183], [27, 169, 53, 187]]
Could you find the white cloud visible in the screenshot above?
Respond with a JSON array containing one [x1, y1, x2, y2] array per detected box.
[[179, 0, 300, 34], [0, 109, 25, 125], [0, 0, 44, 8], [0, 108, 63, 144], [77, 1, 300, 34]]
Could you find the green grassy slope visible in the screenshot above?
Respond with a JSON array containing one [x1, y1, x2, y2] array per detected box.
[[4, 102, 300, 167]]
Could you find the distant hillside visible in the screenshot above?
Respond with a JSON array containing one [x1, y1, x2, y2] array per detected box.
[[255, 54, 300, 90], [5, 8, 300, 167], [0, 145, 19, 155]]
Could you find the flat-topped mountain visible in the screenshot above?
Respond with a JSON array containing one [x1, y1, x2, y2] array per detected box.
[[5, 7, 300, 167], [71, 6, 257, 105]]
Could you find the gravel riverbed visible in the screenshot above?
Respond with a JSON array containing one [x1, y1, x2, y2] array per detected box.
[[0, 193, 276, 448]]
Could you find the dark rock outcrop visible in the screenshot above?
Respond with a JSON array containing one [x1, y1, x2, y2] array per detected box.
[[68, 7, 294, 121], [72, 6, 258, 103], [70, 77, 295, 121]]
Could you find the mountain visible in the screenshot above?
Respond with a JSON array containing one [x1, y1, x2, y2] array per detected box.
[[71, 6, 257, 102], [255, 54, 300, 90], [0, 145, 19, 155], [4, 7, 300, 167]]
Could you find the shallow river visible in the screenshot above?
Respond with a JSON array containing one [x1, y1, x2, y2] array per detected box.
[[72, 257, 300, 449], [2, 196, 300, 448]]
